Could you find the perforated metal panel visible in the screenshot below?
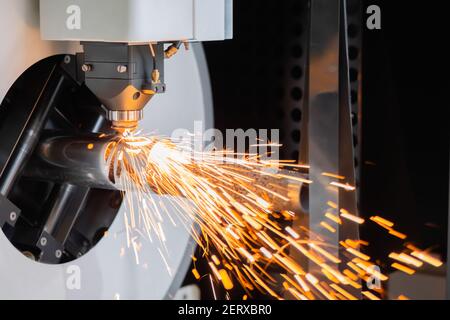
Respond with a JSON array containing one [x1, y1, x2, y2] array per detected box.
[[279, 0, 309, 162]]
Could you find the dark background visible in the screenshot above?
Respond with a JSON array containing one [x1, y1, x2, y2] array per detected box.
[[186, 0, 450, 299], [360, 0, 449, 262]]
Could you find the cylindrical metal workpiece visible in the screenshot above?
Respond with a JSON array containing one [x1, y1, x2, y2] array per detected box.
[[26, 134, 116, 189], [26, 135, 309, 213]]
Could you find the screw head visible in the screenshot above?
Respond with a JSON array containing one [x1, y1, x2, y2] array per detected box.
[[82, 64, 92, 72], [9, 211, 17, 221], [117, 65, 128, 73], [55, 250, 62, 258], [40, 237, 47, 247]]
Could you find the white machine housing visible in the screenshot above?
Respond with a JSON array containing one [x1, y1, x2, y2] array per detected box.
[[40, 0, 233, 43]]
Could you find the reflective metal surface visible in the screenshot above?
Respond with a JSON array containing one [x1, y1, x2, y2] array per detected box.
[[26, 134, 310, 214], [307, 0, 341, 270], [304, 1, 360, 293], [25, 134, 115, 190]]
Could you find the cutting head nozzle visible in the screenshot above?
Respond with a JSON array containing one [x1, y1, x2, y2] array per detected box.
[[107, 110, 144, 133]]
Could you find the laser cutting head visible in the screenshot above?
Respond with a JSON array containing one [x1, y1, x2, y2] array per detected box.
[[39, 0, 233, 133], [80, 42, 167, 133]]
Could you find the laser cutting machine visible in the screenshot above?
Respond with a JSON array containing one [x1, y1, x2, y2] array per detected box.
[[3, 0, 444, 301], [0, 0, 232, 299]]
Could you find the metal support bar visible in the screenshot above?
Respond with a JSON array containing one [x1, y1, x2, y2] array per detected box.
[[43, 184, 90, 244], [338, 0, 359, 244], [307, 0, 341, 269], [304, 0, 360, 297], [0, 64, 66, 197]]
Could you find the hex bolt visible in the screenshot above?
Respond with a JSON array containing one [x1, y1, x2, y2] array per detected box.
[[82, 64, 93, 72], [40, 237, 47, 247], [55, 250, 62, 258], [117, 65, 128, 73], [9, 211, 17, 222]]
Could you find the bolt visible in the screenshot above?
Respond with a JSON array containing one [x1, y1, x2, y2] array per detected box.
[[117, 65, 128, 73], [9, 211, 17, 221], [82, 64, 92, 72], [64, 55, 71, 64], [40, 237, 47, 247], [55, 250, 62, 258]]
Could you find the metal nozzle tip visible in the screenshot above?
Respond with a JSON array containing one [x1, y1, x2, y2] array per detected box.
[[106, 110, 143, 134]]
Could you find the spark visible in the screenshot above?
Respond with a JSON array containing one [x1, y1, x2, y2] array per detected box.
[[370, 216, 394, 227], [389, 252, 423, 268], [211, 255, 221, 266], [321, 221, 337, 233], [362, 291, 381, 300], [285, 226, 300, 239], [209, 262, 222, 280], [219, 269, 234, 290], [325, 212, 342, 225], [322, 172, 345, 180], [104, 133, 442, 300], [259, 247, 273, 259], [329, 182, 356, 191], [410, 251, 443, 267], [346, 248, 371, 261], [209, 274, 218, 300], [192, 269, 201, 280], [340, 209, 365, 224], [391, 262, 415, 275], [294, 274, 311, 292]]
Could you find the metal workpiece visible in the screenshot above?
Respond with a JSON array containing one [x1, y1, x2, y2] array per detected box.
[[26, 134, 309, 213], [26, 134, 116, 190]]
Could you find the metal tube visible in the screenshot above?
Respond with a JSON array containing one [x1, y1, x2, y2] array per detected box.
[[25, 134, 115, 190], [44, 184, 90, 244], [26, 135, 309, 213]]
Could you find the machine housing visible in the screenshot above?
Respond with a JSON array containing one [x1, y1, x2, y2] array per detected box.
[[40, 0, 233, 43]]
